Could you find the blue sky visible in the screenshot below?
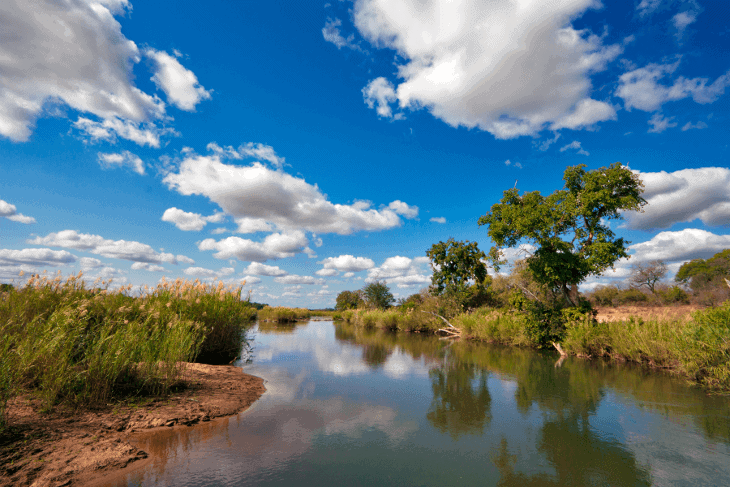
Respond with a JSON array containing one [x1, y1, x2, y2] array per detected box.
[[1, 0, 729, 307]]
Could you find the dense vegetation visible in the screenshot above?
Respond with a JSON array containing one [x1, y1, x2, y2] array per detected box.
[[334, 163, 730, 393], [0, 273, 257, 433]]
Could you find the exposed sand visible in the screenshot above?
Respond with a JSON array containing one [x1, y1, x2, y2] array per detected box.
[[0, 363, 265, 487]]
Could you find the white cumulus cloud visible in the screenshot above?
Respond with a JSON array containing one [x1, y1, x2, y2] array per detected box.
[[161, 207, 225, 231], [198, 231, 311, 262], [0, 198, 36, 224], [97, 150, 145, 175], [162, 144, 415, 235], [0, 248, 76, 267], [616, 61, 730, 113], [354, 0, 620, 138], [625, 167, 730, 229], [145, 49, 211, 111], [274, 275, 326, 285], [430, 217, 446, 224], [28, 230, 193, 265], [244, 262, 288, 276], [319, 255, 375, 273], [0, 0, 176, 144]]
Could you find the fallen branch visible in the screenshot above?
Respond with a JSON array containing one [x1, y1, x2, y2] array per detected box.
[[552, 341, 567, 356], [420, 311, 461, 336]]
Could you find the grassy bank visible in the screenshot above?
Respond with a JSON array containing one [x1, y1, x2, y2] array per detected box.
[[0, 273, 256, 432], [341, 303, 730, 393], [257, 306, 311, 322]]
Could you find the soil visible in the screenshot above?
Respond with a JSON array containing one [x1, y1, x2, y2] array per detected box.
[[0, 363, 265, 487]]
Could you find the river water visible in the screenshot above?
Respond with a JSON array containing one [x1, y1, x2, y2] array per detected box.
[[110, 319, 730, 487]]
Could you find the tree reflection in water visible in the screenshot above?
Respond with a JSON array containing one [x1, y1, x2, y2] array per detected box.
[[427, 351, 491, 440]]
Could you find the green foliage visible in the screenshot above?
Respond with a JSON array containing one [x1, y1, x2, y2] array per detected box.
[[478, 162, 646, 306], [335, 290, 365, 310], [257, 306, 311, 322], [426, 238, 493, 309], [675, 249, 730, 305], [362, 280, 395, 310], [656, 285, 690, 305], [0, 273, 256, 431]]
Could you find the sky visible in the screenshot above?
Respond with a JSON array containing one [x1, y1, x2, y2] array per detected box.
[[1, 0, 729, 307]]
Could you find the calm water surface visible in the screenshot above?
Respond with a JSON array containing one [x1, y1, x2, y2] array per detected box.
[[111, 319, 730, 487]]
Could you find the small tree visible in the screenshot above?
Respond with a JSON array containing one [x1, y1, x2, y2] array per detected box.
[[478, 163, 647, 307], [628, 259, 667, 294], [335, 290, 365, 310], [426, 238, 493, 308], [362, 281, 395, 310]]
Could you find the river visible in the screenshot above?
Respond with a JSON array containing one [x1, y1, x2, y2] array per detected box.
[[109, 319, 730, 486]]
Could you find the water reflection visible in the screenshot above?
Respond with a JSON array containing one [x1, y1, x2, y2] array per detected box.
[[112, 320, 730, 487]]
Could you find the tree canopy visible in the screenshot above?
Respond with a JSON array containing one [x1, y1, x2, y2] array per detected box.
[[335, 290, 365, 310], [427, 238, 493, 308], [478, 163, 646, 306], [362, 280, 395, 310]]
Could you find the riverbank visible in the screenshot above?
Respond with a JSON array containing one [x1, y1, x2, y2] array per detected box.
[[0, 363, 265, 487], [338, 303, 730, 393]]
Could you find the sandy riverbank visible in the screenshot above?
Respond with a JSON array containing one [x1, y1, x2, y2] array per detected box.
[[0, 363, 265, 487]]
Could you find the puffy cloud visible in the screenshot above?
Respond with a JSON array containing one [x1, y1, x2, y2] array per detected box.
[[198, 231, 310, 262], [161, 207, 225, 231], [97, 150, 145, 175], [315, 268, 339, 277], [343, 272, 355, 278], [647, 113, 677, 133], [163, 145, 415, 235], [387, 200, 418, 219], [430, 217, 446, 224], [28, 230, 193, 265], [79, 257, 104, 269], [616, 62, 730, 113], [0, 248, 76, 267], [240, 275, 262, 285], [244, 262, 288, 276], [362, 77, 403, 119], [354, 0, 620, 138], [274, 275, 326, 285], [625, 167, 730, 229], [177, 255, 195, 265], [367, 255, 431, 288], [145, 49, 211, 111], [628, 229, 730, 264], [0, 0, 171, 144], [183, 266, 235, 278], [559, 140, 590, 156], [319, 255, 375, 273], [0, 198, 35, 224], [131, 262, 165, 272]]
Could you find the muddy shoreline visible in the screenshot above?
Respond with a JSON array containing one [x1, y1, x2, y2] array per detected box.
[[0, 363, 266, 487]]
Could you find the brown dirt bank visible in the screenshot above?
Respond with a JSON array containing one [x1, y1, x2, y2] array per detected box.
[[594, 304, 703, 323], [0, 363, 265, 487]]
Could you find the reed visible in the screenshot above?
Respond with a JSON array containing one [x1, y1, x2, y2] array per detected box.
[[0, 272, 256, 432], [257, 306, 311, 322]]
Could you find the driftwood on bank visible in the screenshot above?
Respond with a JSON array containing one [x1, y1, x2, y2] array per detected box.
[[552, 341, 567, 356], [420, 311, 462, 337]]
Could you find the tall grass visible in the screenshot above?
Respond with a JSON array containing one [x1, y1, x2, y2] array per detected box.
[[257, 306, 311, 322], [0, 272, 256, 432]]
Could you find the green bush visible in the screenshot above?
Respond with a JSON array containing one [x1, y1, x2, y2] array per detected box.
[[656, 285, 690, 305]]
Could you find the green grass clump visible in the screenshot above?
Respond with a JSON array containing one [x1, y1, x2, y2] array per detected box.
[[257, 306, 311, 322], [0, 272, 255, 433]]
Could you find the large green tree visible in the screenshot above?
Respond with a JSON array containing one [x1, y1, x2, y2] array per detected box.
[[335, 290, 365, 310], [362, 280, 395, 309], [426, 238, 493, 308], [478, 163, 647, 306]]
